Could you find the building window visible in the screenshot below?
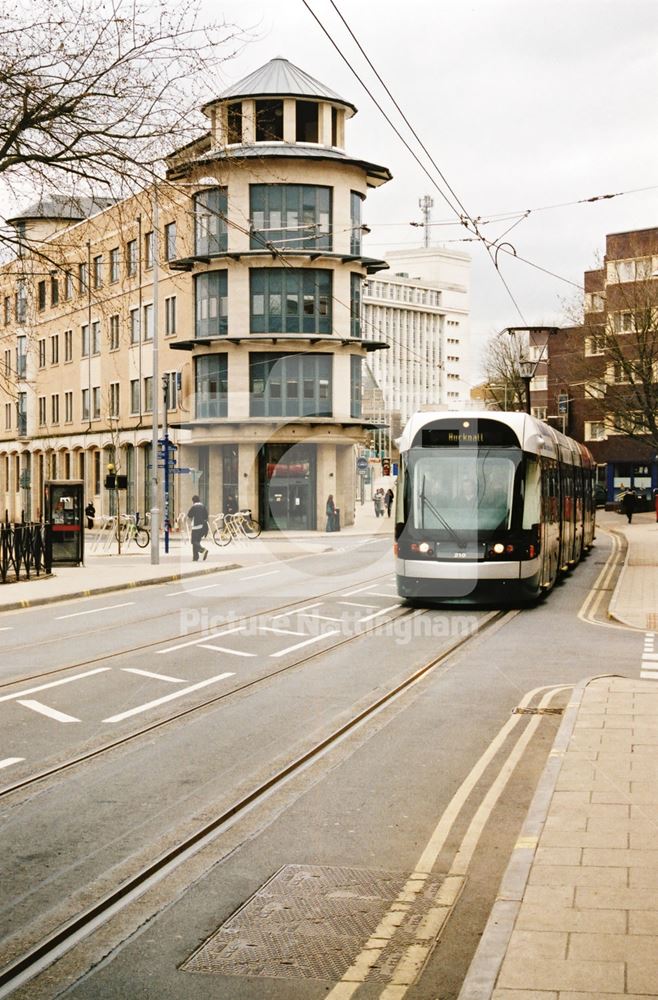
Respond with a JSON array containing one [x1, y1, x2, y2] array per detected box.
[[17, 393, 27, 436], [109, 314, 120, 350], [64, 271, 74, 300], [250, 352, 332, 418], [50, 334, 59, 365], [3, 296, 10, 324], [93, 450, 100, 494], [93, 255, 103, 288], [78, 262, 88, 293], [15, 281, 27, 322], [143, 376, 153, 413], [350, 273, 362, 338], [64, 329, 73, 362], [194, 188, 228, 256], [195, 354, 228, 419], [130, 379, 140, 414], [227, 102, 242, 143], [130, 307, 140, 344], [110, 247, 120, 283], [250, 184, 331, 251], [351, 191, 363, 255], [91, 320, 101, 355], [81, 324, 89, 358], [350, 355, 363, 418], [51, 394, 60, 424], [4, 402, 11, 429], [38, 339, 46, 368], [164, 222, 176, 261], [3, 349, 10, 376], [585, 332, 606, 356], [163, 371, 178, 410], [65, 391, 73, 422], [38, 396, 46, 426], [109, 382, 120, 418], [143, 303, 154, 342], [92, 386, 101, 419], [255, 98, 283, 141], [195, 271, 228, 338], [531, 406, 547, 420], [165, 295, 177, 336], [16, 336, 26, 377], [296, 100, 319, 142], [126, 239, 138, 277], [37, 280, 47, 311], [612, 311, 634, 334], [144, 231, 154, 269], [250, 269, 331, 335], [585, 421, 606, 441], [50, 275, 59, 306], [585, 379, 606, 399]]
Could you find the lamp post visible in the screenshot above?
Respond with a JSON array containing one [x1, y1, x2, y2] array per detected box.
[[517, 358, 536, 414]]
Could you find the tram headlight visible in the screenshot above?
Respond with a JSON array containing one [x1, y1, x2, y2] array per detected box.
[[492, 542, 505, 554], [410, 541, 434, 556]]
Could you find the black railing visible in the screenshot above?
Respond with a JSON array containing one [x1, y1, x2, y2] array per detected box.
[[0, 518, 51, 584]]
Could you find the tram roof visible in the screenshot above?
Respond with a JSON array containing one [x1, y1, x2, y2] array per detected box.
[[398, 410, 593, 465]]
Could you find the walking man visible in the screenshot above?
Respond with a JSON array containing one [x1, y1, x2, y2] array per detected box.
[[187, 494, 209, 561]]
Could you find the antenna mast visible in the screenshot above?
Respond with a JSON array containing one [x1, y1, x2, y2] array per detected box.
[[418, 195, 433, 248]]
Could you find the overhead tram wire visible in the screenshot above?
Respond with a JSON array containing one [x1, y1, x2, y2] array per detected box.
[[301, 0, 528, 324]]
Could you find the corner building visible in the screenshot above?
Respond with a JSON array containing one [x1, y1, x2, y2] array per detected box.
[[0, 58, 391, 530]]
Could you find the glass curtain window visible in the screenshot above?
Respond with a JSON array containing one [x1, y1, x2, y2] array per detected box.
[[195, 271, 228, 338], [250, 185, 331, 251], [250, 353, 332, 418], [350, 191, 363, 255], [194, 188, 228, 256], [195, 354, 228, 418], [350, 355, 363, 418], [350, 273, 362, 338], [250, 269, 331, 335]]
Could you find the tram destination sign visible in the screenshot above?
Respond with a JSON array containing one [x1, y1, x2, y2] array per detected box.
[[418, 420, 519, 449]]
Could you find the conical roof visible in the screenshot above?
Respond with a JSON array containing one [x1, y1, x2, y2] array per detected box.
[[203, 57, 357, 116]]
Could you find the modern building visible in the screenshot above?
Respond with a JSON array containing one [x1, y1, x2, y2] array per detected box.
[[361, 246, 471, 438], [0, 57, 393, 530]]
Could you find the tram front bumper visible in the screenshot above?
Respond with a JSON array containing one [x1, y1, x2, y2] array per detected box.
[[395, 556, 542, 602]]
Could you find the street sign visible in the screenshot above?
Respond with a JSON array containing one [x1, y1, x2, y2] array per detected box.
[[356, 457, 368, 472], [558, 393, 569, 415]]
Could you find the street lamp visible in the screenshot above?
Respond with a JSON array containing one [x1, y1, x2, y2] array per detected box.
[[517, 358, 536, 414]]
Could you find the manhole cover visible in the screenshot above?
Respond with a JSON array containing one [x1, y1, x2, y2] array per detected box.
[[181, 864, 449, 984]]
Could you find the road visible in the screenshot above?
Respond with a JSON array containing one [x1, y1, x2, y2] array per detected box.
[[0, 527, 646, 999]]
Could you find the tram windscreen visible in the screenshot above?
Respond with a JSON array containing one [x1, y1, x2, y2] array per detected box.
[[410, 449, 519, 534]]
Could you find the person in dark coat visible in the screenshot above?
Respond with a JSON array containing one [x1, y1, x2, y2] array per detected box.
[[187, 494, 209, 560], [325, 494, 336, 532], [620, 487, 638, 524], [84, 501, 95, 529], [384, 488, 394, 518]]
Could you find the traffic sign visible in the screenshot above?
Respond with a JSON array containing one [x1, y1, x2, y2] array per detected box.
[[356, 456, 368, 472]]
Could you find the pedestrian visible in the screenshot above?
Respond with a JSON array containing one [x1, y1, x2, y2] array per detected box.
[[187, 494, 209, 560], [325, 494, 336, 532], [620, 487, 638, 524], [384, 488, 394, 518], [373, 488, 384, 517], [84, 501, 95, 529]]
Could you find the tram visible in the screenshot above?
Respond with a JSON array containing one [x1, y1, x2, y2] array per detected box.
[[394, 411, 596, 603]]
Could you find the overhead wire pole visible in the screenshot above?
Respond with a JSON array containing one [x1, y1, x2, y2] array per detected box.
[[150, 181, 160, 565]]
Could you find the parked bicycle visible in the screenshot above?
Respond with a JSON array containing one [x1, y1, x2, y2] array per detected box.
[[118, 512, 150, 548], [212, 509, 261, 546]]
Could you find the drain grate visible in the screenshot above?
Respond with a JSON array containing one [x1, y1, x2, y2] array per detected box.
[[513, 706, 563, 715], [181, 864, 448, 983], [647, 613, 658, 631]]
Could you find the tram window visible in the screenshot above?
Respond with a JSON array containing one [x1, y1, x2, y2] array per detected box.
[[523, 458, 541, 529]]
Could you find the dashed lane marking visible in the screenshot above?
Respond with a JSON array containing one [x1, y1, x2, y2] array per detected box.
[[17, 700, 79, 723], [54, 601, 135, 620], [199, 645, 256, 657], [340, 584, 385, 596], [258, 626, 306, 636], [121, 668, 185, 683], [358, 603, 402, 623], [270, 631, 340, 658], [102, 672, 235, 723], [338, 602, 378, 609], [0, 757, 24, 769], [165, 583, 221, 596], [0, 627, 14, 631], [271, 603, 322, 620], [240, 570, 280, 581], [0, 667, 111, 703], [299, 613, 345, 622], [157, 626, 246, 654]]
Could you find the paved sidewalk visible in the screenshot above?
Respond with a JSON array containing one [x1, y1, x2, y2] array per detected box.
[[602, 508, 658, 631], [0, 500, 393, 611], [459, 674, 658, 999]]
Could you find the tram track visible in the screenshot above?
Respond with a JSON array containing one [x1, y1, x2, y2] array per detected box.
[[0, 570, 392, 693], [0, 607, 516, 999]]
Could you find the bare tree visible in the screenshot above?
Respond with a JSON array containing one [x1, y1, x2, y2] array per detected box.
[[480, 330, 528, 411], [0, 0, 245, 259]]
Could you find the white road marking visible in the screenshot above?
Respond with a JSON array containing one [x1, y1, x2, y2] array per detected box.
[[0, 757, 24, 769], [365, 591, 400, 598], [157, 627, 246, 654], [0, 667, 110, 704], [271, 631, 340, 658], [240, 570, 280, 580], [0, 627, 13, 631], [165, 583, 221, 596], [640, 652, 658, 660], [103, 672, 235, 723], [358, 603, 402, 622], [300, 613, 345, 622], [199, 645, 256, 657], [271, 603, 322, 620], [55, 602, 135, 620], [17, 700, 79, 723], [340, 584, 382, 596], [258, 626, 306, 636], [122, 668, 185, 683], [338, 601, 378, 609]]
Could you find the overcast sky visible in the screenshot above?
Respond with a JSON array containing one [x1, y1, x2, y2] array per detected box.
[[211, 0, 658, 360]]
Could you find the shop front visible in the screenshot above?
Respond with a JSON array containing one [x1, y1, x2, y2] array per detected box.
[[259, 443, 316, 531]]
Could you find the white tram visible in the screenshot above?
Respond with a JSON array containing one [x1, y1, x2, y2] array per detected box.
[[394, 411, 596, 603]]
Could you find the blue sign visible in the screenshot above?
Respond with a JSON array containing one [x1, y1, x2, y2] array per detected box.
[[356, 456, 368, 472]]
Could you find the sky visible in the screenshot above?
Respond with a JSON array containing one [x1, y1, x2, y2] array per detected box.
[[209, 0, 658, 367]]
